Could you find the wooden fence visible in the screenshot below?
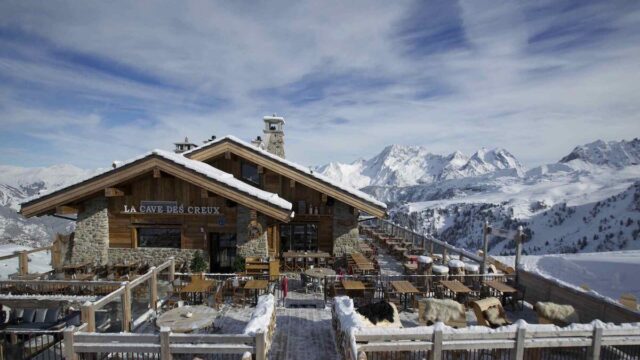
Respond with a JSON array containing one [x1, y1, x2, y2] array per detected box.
[[63, 294, 277, 360], [333, 297, 640, 360], [0, 246, 52, 278], [360, 218, 483, 264]]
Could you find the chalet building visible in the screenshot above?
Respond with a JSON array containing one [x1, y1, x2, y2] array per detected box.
[[20, 116, 387, 272]]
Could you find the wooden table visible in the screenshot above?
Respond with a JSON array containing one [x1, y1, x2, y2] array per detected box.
[[244, 280, 269, 305], [440, 280, 472, 304], [484, 280, 517, 305], [342, 280, 365, 291], [391, 281, 420, 311], [305, 267, 336, 279], [63, 262, 91, 275], [156, 305, 217, 333], [180, 279, 216, 294], [349, 253, 375, 274], [112, 262, 138, 277]]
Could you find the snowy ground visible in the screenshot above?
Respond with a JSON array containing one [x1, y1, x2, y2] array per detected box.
[[495, 250, 640, 305], [0, 244, 52, 279]]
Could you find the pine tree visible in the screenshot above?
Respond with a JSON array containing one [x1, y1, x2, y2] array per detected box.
[[190, 251, 207, 273]]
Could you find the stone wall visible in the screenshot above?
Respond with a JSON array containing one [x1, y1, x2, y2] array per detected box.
[[332, 202, 360, 256], [236, 206, 268, 258], [69, 197, 109, 265], [108, 248, 205, 271]]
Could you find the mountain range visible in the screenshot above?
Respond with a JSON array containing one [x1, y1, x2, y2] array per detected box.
[[0, 138, 639, 256], [318, 138, 640, 255]]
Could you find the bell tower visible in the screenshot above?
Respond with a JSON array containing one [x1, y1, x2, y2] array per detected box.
[[263, 115, 285, 158]]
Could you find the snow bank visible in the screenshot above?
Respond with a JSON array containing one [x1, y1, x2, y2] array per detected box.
[[495, 251, 640, 305], [243, 294, 275, 336]]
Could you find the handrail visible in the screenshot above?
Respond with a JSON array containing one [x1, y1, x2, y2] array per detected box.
[[361, 218, 483, 263]]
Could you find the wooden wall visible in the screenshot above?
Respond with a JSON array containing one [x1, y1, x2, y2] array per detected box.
[[107, 172, 237, 249], [205, 154, 340, 253], [519, 270, 640, 324]]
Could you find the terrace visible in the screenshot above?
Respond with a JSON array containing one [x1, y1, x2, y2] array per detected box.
[[1, 219, 640, 359]]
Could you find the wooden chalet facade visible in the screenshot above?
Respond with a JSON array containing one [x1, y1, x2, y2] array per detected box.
[[20, 117, 387, 272]]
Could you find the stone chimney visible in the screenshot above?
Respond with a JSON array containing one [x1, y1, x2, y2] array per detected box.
[[262, 115, 285, 158], [174, 136, 198, 154]]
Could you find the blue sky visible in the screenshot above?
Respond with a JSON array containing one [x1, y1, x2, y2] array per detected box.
[[0, 0, 639, 169]]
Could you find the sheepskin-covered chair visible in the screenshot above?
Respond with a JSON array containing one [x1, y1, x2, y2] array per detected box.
[[534, 302, 579, 326], [418, 298, 467, 328], [356, 301, 402, 328], [471, 297, 512, 328]]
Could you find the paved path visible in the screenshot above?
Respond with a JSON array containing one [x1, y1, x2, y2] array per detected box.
[[269, 307, 339, 360]]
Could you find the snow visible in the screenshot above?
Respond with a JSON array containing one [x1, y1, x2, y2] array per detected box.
[[184, 135, 387, 209], [22, 149, 293, 212], [495, 250, 640, 305], [448, 259, 464, 268], [417, 256, 432, 264], [243, 294, 275, 336], [432, 265, 449, 274], [0, 244, 52, 279]]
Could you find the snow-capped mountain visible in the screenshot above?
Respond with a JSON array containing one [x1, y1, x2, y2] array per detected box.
[[316, 145, 524, 189], [319, 138, 640, 256], [0, 164, 96, 247], [560, 138, 640, 168]]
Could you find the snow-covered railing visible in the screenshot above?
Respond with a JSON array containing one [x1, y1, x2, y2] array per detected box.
[[360, 218, 483, 263], [64, 294, 277, 360], [0, 245, 53, 277], [332, 295, 640, 360]]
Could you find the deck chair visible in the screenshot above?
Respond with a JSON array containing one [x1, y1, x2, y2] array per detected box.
[[471, 297, 512, 328], [534, 302, 579, 326], [418, 298, 467, 328]]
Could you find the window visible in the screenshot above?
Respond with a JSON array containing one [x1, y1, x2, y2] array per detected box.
[[280, 223, 318, 253], [137, 228, 181, 248], [241, 161, 260, 185]]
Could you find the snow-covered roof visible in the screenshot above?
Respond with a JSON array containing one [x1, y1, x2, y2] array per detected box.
[[183, 135, 387, 210], [263, 115, 285, 124], [22, 149, 292, 212]]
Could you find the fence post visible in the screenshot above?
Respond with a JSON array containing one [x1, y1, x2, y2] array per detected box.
[[122, 283, 132, 332], [18, 251, 28, 275], [151, 267, 158, 311], [256, 331, 267, 360], [81, 302, 96, 332], [481, 221, 489, 275], [430, 326, 442, 360], [63, 326, 77, 360], [160, 326, 172, 360], [168, 257, 175, 282], [588, 324, 603, 360], [357, 351, 368, 360], [513, 325, 526, 359]]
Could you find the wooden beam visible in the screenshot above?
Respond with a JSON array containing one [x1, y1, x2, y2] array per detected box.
[[257, 165, 264, 174], [201, 188, 209, 198], [105, 187, 125, 197], [153, 168, 161, 178], [56, 205, 79, 215], [290, 179, 295, 188], [321, 193, 327, 204], [224, 151, 231, 159]]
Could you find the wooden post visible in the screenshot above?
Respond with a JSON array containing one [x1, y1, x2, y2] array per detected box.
[[481, 221, 489, 275], [515, 226, 524, 284], [168, 257, 175, 282], [589, 324, 603, 360], [150, 267, 158, 311], [429, 240, 434, 257], [256, 331, 267, 360], [430, 327, 442, 360], [18, 251, 28, 275], [241, 352, 252, 360], [80, 303, 96, 332], [122, 283, 132, 332], [513, 325, 526, 359], [357, 351, 368, 360], [63, 326, 77, 360], [160, 326, 172, 360]]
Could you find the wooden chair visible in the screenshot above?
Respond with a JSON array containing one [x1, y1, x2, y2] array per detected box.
[[283, 256, 294, 272], [471, 297, 511, 328], [418, 298, 467, 328]]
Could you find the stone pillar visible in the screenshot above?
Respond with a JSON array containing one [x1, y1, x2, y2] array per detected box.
[[71, 197, 109, 265], [236, 206, 268, 258], [332, 202, 359, 256]]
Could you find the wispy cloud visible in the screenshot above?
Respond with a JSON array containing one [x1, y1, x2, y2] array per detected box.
[[0, 0, 638, 169]]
